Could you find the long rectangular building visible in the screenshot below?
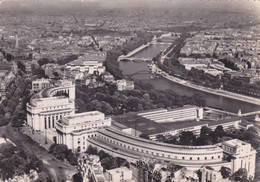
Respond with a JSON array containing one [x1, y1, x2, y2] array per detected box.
[[65, 60, 105, 75], [138, 105, 203, 123]]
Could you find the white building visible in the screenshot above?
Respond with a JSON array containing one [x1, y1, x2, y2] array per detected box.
[[49, 80, 76, 100], [78, 154, 107, 182], [222, 139, 256, 179], [56, 111, 111, 152], [200, 166, 224, 182], [32, 78, 50, 92], [26, 96, 75, 131], [105, 167, 133, 182], [138, 105, 203, 123], [66, 60, 105, 75], [116, 79, 134, 91], [27, 79, 76, 132]]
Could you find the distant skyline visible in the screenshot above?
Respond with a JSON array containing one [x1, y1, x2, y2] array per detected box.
[[0, 0, 259, 14]]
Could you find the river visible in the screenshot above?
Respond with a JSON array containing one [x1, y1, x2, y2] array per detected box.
[[119, 61, 260, 114], [131, 43, 170, 58]]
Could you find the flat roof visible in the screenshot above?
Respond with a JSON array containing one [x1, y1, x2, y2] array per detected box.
[[137, 105, 197, 115], [224, 139, 249, 147], [112, 112, 241, 136], [168, 105, 198, 112], [33, 96, 67, 102], [137, 108, 166, 115], [112, 113, 166, 135], [66, 111, 103, 120]]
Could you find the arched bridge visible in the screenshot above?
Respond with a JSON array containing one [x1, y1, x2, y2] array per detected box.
[[125, 70, 152, 79]]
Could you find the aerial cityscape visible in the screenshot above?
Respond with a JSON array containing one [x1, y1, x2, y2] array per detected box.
[[1, 0, 260, 182]]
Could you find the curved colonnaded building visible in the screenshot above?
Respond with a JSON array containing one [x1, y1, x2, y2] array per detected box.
[[88, 127, 256, 178]]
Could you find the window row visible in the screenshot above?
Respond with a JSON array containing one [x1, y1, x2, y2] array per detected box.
[[100, 135, 222, 161]]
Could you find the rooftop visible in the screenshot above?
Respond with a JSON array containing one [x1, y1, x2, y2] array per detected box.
[[112, 112, 241, 136], [107, 167, 131, 174], [224, 139, 249, 147], [61, 111, 107, 126], [33, 96, 68, 102], [66, 111, 103, 120]]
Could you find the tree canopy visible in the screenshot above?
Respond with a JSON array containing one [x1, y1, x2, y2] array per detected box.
[[0, 143, 43, 180], [49, 144, 78, 166]]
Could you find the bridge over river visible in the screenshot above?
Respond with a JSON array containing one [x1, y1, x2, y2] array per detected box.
[[124, 70, 153, 79]]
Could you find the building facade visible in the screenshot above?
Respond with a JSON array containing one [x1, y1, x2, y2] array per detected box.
[[78, 154, 107, 182], [65, 60, 105, 75], [47, 80, 76, 100], [138, 105, 203, 123], [88, 128, 226, 168], [26, 96, 75, 131], [116, 79, 134, 91], [56, 111, 111, 152], [32, 78, 50, 92], [27, 79, 76, 132], [200, 166, 223, 182], [222, 139, 256, 179], [105, 167, 133, 182]]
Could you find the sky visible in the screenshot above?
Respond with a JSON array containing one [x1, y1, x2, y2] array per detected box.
[[0, 0, 259, 14]]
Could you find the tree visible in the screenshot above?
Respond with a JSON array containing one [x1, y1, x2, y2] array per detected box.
[[38, 58, 50, 66], [200, 126, 212, 137], [179, 131, 196, 145], [210, 125, 226, 142], [11, 119, 24, 127], [165, 135, 178, 144], [139, 133, 150, 139], [195, 135, 213, 146], [101, 157, 114, 171], [231, 168, 248, 182], [53, 72, 59, 78], [26, 155, 43, 173], [156, 135, 166, 142], [115, 157, 129, 168], [66, 150, 78, 166], [215, 125, 224, 133], [17, 61, 25, 72], [72, 173, 83, 182], [49, 144, 67, 161], [98, 150, 110, 160], [32, 68, 48, 79], [0, 143, 43, 180], [86, 145, 98, 155], [220, 166, 231, 179], [49, 144, 77, 165], [0, 116, 9, 126], [247, 126, 259, 135], [0, 143, 16, 159]]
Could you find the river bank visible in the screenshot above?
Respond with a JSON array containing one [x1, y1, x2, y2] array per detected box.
[[150, 64, 260, 107], [119, 61, 260, 113]]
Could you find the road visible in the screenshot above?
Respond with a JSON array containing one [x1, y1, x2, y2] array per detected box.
[[0, 124, 77, 182]]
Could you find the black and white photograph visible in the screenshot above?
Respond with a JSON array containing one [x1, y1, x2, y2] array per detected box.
[[0, 0, 260, 181]]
